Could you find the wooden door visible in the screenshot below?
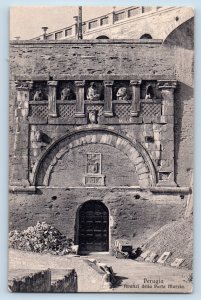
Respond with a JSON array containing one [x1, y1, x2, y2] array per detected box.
[[78, 201, 109, 252]]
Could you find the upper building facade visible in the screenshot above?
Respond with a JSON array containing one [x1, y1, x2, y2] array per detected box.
[[32, 6, 194, 45]]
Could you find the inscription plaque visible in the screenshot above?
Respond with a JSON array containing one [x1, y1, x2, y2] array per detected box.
[[84, 153, 105, 186]]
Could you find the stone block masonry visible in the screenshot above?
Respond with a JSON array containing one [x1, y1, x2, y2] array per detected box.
[[8, 269, 51, 292], [9, 38, 193, 252], [51, 269, 78, 293], [9, 39, 193, 189], [9, 188, 186, 248], [8, 269, 78, 293], [10, 40, 174, 80]]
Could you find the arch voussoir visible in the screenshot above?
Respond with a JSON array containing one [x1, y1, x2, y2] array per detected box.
[[32, 127, 157, 188]]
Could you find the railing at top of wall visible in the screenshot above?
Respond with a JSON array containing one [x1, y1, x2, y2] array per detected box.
[[33, 6, 160, 41]]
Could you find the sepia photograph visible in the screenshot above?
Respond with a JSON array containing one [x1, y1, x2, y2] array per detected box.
[[8, 4, 194, 293]]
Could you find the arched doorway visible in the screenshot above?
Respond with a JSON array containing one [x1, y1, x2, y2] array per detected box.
[[78, 200, 109, 252]]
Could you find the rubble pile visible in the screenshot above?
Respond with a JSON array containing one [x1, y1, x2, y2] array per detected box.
[[9, 222, 74, 255]]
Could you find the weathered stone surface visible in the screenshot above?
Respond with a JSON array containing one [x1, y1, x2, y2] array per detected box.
[[8, 30, 193, 255], [8, 269, 51, 292], [49, 143, 139, 187], [9, 189, 186, 247]]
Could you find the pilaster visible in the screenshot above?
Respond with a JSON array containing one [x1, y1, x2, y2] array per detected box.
[[104, 81, 114, 117]]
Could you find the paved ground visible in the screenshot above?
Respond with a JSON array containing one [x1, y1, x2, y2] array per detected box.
[[89, 253, 192, 293], [8, 249, 192, 293]]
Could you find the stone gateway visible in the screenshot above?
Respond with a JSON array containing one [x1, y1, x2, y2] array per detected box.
[[9, 31, 193, 251]]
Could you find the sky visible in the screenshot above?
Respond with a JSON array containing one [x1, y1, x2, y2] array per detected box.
[[10, 6, 127, 40]]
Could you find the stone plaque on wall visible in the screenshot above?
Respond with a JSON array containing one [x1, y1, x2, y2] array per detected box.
[[84, 153, 105, 186]]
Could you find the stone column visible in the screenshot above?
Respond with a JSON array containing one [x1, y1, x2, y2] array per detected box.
[[75, 80, 85, 118], [130, 80, 141, 117], [12, 81, 33, 186], [157, 80, 177, 187], [48, 81, 58, 117], [104, 81, 113, 117]]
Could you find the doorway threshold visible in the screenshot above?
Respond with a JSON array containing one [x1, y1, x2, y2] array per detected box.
[[79, 251, 110, 256]]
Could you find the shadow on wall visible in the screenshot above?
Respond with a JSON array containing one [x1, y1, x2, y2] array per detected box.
[[164, 17, 194, 50], [174, 82, 193, 187]]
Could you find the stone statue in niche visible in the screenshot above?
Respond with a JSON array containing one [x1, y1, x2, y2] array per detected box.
[[61, 86, 73, 100], [87, 82, 100, 101], [116, 87, 128, 100], [88, 111, 97, 124], [145, 84, 154, 100], [30, 129, 52, 158], [33, 89, 42, 101]]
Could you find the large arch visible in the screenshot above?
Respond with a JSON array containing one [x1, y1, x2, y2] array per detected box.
[[162, 9, 194, 43], [163, 17, 194, 50], [30, 125, 157, 188]]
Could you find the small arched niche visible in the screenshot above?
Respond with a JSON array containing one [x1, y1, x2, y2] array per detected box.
[[96, 35, 109, 39], [140, 34, 153, 39]]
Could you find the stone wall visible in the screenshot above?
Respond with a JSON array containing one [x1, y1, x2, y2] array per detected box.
[[167, 18, 194, 187], [9, 37, 193, 249], [9, 40, 193, 189], [10, 40, 174, 79], [8, 269, 78, 293], [9, 188, 186, 247], [49, 143, 138, 187], [8, 270, 51, 292], [51, 269, 78, 293], [9, 40, 180, 188]]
